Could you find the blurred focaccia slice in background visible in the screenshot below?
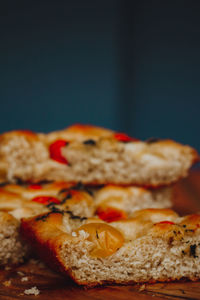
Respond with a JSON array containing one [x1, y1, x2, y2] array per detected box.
[[0, 181, 173, 221], [0, 124, 197, 186], [1, 181, 95, 219], [21, 209, 200, 286]]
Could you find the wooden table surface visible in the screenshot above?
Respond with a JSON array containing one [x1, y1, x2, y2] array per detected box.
[[1, 169, 200, 300]]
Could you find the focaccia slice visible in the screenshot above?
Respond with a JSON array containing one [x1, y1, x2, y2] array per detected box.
[[21, 209, 200, 286], [0, 181, 172, 265], [0, 182, 94, 265], [0, 211, 29, 265], [0, 124, 197, 186]]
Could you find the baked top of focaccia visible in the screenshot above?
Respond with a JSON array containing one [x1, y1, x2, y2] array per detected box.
[[21, 208, 200, 286]]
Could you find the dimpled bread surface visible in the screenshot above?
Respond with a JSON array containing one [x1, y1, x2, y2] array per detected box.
[[21, 209, 200, 286]]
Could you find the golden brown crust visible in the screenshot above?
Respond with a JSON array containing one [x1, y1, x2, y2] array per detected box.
[[45, 124, 114, 143], [0, 130, 39, 141], [0, 125, 198, 153], [21, 213, 71, 276], [20, 209, 200, 286]]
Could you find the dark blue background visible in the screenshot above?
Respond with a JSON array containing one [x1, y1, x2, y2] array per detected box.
[[1, 1, 200, 150]]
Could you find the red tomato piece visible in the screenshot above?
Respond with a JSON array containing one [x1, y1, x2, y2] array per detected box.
[[32, 196, 60, 205], [29, 184, 42, 190], [97, 207, 127, 223], [49, 140, 68, 164], [158, 221, 175, 225], [114, 132, 139, 143]]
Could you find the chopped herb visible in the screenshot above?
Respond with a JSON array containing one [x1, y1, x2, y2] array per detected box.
[[83, 139, 96, 146], [60, 193, 72, 204], [146, 137, 160, 144], [58, 182, 93, 197], [46, 202, 55, 208], [190, 244, 198, 258], [36, 206, 65, 222], [85, 187, 93, 196], [14, 178, 27, 186], [51, 206, 64, 214], [36, 213, 50, 222], [37, 180, 54, 185], [58, 188, 69, 195], [35, 205, 87, 223], [65, 210, 87, 221], [70, 182, 93, 196], [70, 181, 93, 196], [86, 188, 93, 196], [72, 182, 85, 191]]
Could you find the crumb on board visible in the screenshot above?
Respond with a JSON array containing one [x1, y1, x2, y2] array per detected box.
[[3, 280, 11, 287], [17, 271, 24, 276], [24, 286, 40, 296], [21, 276, 28, 282]]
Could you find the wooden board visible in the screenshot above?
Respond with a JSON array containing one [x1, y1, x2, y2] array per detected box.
[[1, 170, 200, 300], [1, 260, 200, 300]]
